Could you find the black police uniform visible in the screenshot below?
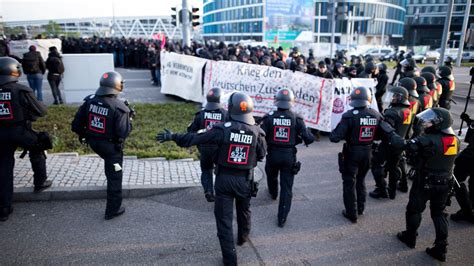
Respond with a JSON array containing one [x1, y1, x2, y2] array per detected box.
[[375, 68, 389, 112], [371, 103, 412, 199], [386, 117, 459, 261], [260, 109, 314, 225], [0, 81, 49, 220], [169, 121, 266, 265], [330, 105, 383, 221], [437, 76, 455, 110], [452, 114, 474, 221], [71, 94, 131, 217], [187, 107, 228, 197]]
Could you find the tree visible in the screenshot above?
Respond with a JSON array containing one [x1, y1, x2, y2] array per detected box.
[[44, 20, 63, 37]]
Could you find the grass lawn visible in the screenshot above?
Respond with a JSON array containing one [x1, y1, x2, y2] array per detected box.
[[33, 103, 200, 160]]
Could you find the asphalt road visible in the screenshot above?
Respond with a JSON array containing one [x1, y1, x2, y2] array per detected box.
[[1, 139, 473, 265]]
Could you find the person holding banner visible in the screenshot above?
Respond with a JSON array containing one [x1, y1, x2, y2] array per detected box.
[[157, 92, 266, 266], [187, 88, 228, 202], [330, 87, 384, 223], [260, 88, 315, 227]]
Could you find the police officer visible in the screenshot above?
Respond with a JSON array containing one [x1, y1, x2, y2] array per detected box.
[[437, 66, 455, 110], [0, 57, 53, 222], [260, 88, 314, 227], [381, 108, 459, 262], [357, 62, 377, 78], [187, 88, 228, 202], [397, 77, 420, 192], [375, 63, 389, 112], [71, 71, 132, 220], [400, 58, 419, 79], [451, 112, 474, 223], [421, 72, 440, 107], [330, 87, 384, 223], [157, 92, 266, 266], [391, 50, 405, 85], [414, 76, 433, 112], [421, 66, 443, 107], [370, 86, 412, 199]]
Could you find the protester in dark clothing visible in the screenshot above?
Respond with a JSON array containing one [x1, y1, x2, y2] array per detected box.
[[314, 61, 333, 79], [22, 45, 46, 101], [332, 62, 346, 79], [45, 46, 65, 104]]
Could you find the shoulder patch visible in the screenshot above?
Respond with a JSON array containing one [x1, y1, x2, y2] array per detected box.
[[269, 111, 274, 115], [224, 122, 232, 128], [197, 128, 207, 134], [352, 110, 359, 115]]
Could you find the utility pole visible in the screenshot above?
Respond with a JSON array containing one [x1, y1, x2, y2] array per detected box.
[[456, 0, 472, 67], [330, 1, 337, 59], [439, 0, 454, 67], [317, 2, 321, 44], [181, 0, 191, 47], [346, 10, 351, 51]]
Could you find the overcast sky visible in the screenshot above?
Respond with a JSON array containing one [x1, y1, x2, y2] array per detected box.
[[1, 0, 202, 22]]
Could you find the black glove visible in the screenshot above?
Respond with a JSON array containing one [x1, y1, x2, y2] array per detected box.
[[380, 121, 395, 134], [461, 112, 471, 124], [156, 128, 174, 143], [79, 135, 87, 145]]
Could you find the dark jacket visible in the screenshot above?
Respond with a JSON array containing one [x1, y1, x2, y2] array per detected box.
[[46, 51, 65, 77], [22, 51, 46, 75]]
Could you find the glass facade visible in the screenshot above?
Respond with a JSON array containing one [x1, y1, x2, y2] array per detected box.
[[202, 0, 406, 42], [405, 0, 474, 47]]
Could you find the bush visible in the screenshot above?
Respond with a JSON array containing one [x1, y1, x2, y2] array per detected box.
[[33, 103, 200, 160]]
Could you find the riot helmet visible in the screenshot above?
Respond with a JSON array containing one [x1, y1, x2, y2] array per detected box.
[[377, 63, 388, 73], [349, 87, 371, 108], [275, 87, 295, 109], [398, 77, 419, 98], [438, 66, 454, 80], [416, 107, 454, 135], [414, 76, 430, 93], [386, 86, 410, 106], [421, 66, 437, 75], [205, 88, 222, 110], [228, 92, 255, 124], [96, 71, 124, 96], [0, 57, 22, 85]]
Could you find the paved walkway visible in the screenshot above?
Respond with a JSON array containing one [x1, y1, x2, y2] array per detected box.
[[13, 152, 263, 201]]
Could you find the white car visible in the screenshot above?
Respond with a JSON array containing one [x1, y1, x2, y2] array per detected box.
[[364, 48, 395, 58]]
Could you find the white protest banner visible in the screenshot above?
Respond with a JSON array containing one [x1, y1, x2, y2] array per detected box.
[[331, 78, 379, 130], [203, 60, 334, 132], [8, 39, 62, 60], [160, 52, 208, 102]]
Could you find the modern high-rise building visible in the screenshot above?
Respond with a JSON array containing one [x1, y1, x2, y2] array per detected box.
[[202, 0, 407, 46], [404, 0, 474, 48], [4, 17, 184, 39]]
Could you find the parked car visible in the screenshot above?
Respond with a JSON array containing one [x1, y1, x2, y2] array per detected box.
[[413, 53, 426, 64], [363, 48, 395, 59], [425, 50, 440, 64], [380, 51, 397, 62]]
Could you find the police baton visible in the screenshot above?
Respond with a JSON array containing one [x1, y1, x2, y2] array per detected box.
[[458, 67, 473, 136]]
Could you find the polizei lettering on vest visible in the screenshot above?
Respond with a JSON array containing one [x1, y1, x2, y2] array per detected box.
[[273, 118, 291, 126], [360, 117, 378, 126], [204, 112, 222, 120], [230, 132, 253, 144], [89, 104, 109, 116]]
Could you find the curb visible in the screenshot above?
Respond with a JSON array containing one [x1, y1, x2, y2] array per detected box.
[[13, 164, 265, 202]]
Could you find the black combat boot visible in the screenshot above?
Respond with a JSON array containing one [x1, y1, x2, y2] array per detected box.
[[426, 245, 447, 262], [397, 231, 416, 248], [450, 209, 474, 223], [0, 206, 13, 222], [369, 188, 388, 199]]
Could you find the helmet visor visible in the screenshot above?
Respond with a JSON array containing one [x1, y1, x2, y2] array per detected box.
[[416, 109, 441, 130]]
